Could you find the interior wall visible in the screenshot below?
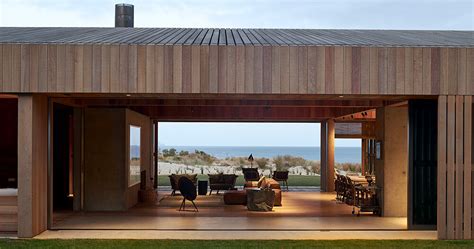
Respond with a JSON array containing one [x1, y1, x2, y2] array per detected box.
[[375, 106, 408, 217], [83, 108, 152, 211], [125, 109, 152, 209], [84, 108, 125, 211], [384, 106, 408, 217]]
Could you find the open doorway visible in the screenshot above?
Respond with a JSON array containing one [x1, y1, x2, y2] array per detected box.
[[52, 104, 75, 212], [0, 97, 18, 233], [156, 122, 324, 194], [47, 97, 410, 232]]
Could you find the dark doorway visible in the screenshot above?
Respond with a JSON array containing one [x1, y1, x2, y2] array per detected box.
[[53, 104, 74, 211], [0, 98, 18, 189], [408, 100, 437, 229]]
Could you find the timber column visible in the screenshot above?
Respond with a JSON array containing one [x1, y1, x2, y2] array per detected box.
[[17, 95, 48, 238], [320, 119, 335, 192]]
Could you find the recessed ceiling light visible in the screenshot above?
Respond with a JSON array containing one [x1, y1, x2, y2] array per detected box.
[[126, 94, 131, 97], [338, 95, 344, 98]]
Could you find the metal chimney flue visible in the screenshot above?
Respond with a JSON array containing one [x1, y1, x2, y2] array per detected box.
[[115, 3, 134, 27]]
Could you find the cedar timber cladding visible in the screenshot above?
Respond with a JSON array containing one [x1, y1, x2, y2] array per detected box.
[[437, 96, 472, 240], [0, 28, 472, 95]]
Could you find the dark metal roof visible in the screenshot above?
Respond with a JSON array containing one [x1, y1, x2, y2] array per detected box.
[[0, 27, 472, 47]]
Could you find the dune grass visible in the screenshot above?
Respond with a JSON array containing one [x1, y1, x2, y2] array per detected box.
[[157, 175, 320, 187], [0, 239, 473, 249]]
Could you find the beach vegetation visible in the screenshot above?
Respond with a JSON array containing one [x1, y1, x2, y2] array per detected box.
[[255, 157, 269, 170], [158, 149, 361, 178]]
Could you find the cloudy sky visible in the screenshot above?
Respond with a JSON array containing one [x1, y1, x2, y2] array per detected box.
[[0, 0, 472, 30]]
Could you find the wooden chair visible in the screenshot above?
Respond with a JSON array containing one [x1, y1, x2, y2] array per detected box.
[[335, 174, 343, 202]]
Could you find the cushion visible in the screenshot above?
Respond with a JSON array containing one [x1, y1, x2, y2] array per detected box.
[[264, 178, 281, 189], [244, 181, 258, 188], [257, 176, 266, 188]]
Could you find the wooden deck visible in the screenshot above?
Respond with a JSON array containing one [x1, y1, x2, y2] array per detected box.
[[51, 192, 407, 231]]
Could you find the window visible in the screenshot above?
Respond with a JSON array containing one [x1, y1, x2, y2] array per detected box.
[[129, 125, 141, 186]]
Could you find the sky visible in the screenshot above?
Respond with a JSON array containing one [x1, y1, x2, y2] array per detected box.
[[158, 122, 360, 147], [130, 125, 141, 146], [2, 0, 471, 147], [0, 0, 472, 30]]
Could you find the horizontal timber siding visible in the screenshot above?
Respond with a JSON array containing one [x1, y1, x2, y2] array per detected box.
[[1, 44, 472, 95], [0, 195, 17, 232]]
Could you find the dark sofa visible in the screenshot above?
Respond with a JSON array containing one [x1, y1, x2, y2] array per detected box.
[[208, 174, 238, 194]]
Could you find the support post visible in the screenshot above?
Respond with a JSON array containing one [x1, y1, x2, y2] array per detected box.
[[361, 139, 367, 175], [327, 119, 335, 192], [320, 120, 335, 192], [153, 121, 158, 189], [17, 95, 48, 238], [320, 122, 327, 191]]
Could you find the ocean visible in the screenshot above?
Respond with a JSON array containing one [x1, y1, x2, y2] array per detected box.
[[159, 146, 361, 163]]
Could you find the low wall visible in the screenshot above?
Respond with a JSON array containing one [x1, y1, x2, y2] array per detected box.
[[0, 190, 18, 232]]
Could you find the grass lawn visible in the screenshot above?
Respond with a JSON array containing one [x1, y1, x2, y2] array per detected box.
[[0, 239, 473, 249], [157, 175, 320, 187]]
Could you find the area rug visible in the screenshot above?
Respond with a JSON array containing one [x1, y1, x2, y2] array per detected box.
[[158, 194, 225, 208]]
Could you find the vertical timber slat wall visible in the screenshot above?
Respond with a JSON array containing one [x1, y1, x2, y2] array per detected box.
[[1, 44, 472, 96], [437, 95, 473, 239]]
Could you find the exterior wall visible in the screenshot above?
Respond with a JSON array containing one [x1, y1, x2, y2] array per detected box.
[[374, 106, 408, 217], [0, 44, 471, 96], [17, 95, 48, 238], [84, 108, 125, 211], [83, 108, 152, 211], [437, 95, 473, 239]]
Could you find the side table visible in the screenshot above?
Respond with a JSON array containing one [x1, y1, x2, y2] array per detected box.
[[198, 180, 208, 195], [246, 188, 275, 211]]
